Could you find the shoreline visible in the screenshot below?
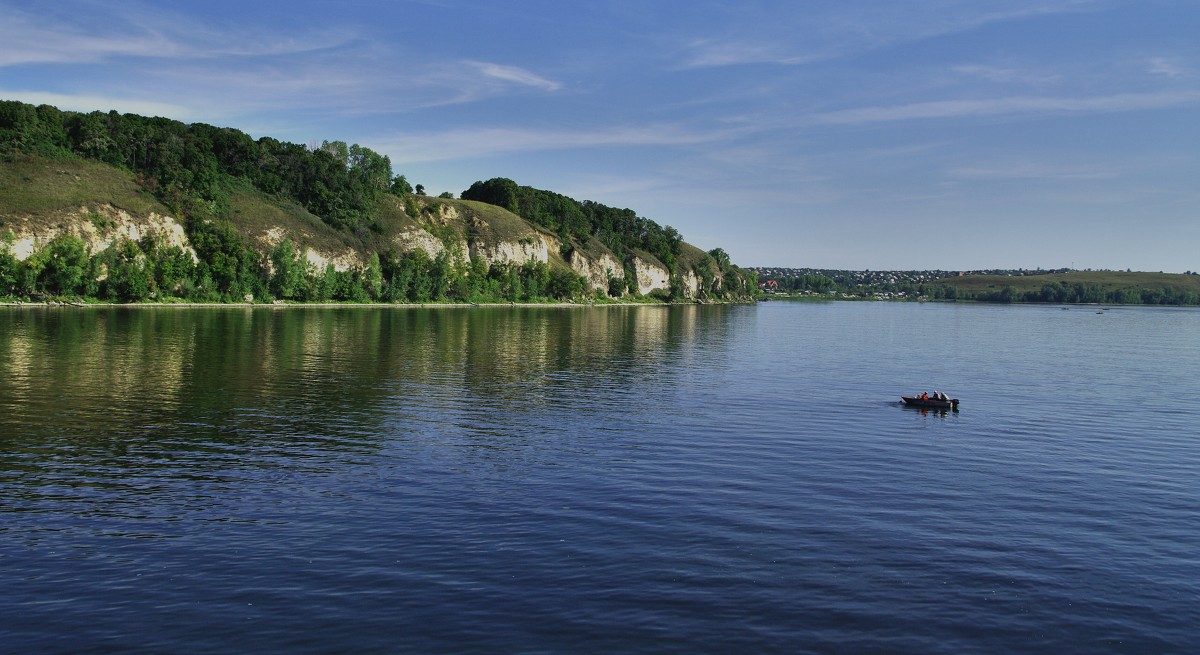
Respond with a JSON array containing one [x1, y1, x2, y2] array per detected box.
[[0, 299, 750, 309]]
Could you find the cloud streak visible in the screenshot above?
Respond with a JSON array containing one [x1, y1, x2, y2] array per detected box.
[[814, 91, 1200, 125], [378, 124, 727, 164], [948, 162, 1119, 181], [0, 4, 349, 67], [677, 0, 1100, 69], [467, 62, 562, 91]]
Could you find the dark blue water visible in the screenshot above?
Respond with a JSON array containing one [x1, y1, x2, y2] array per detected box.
[[2, 303, 1198, 653]]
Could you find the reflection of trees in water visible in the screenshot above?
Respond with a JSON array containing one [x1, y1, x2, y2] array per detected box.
[[0, 308, 190, 425], [0, 305, 743, 472], [0, 305, 747, 532], [0, 305, 741, 428]]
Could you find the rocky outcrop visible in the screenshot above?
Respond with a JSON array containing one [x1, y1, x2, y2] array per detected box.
[[259, 227, 361, 272], [392, 227, 447, 261], [3, 204, 197, 262], [632, 255, 671, 296], [468, 234, 551, 269], [568, 249, 623, 292], [2, 193, 718, 301], [680, 269, 700, 298]]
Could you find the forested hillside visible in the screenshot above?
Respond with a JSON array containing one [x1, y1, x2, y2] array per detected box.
[[0, 100, 753, 303]]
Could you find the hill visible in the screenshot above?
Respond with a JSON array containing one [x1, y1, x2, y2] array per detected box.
[[0, 100, 753, 303]]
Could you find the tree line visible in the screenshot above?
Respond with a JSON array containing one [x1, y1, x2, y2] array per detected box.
[[1, 227, 587, 304], [462, 178, 685, 276], [958, 282, 1200, 305], [1, 100, 399, 237], [1, 100, 757, 303], [758, 270, 1199, 306]]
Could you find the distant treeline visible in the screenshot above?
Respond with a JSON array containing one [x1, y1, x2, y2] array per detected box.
[[0, 100, 752, 303], [756, 268, 1200, 306], [948, 282, 1200, 306]]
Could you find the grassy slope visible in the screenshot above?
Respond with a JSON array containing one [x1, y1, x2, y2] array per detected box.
[[226, 180, 373, 255], [1, 154, 698, 278], [0, 153, 166, 219], [932, 271, 1200, 295], [678, 242, 711, 270]]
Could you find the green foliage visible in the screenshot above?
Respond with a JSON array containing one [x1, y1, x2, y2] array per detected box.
[[391, 175, 413, 196], [39, 234, 92, 296], [0, 232, 24, 296], [461, 178, 519, 214], [607, 274, 626, 298], [462, 177, 686, 283], [1, 100, 406, 238], [1, 100, 757, 304], [404, 195, 421, 220], [269, 239, 310, 300], [88, 210, 115, 232], [930, 273, 1200, 305], [187, 218, 266, 301], [99, 238, 153, 301], [0, 101, 72, 158]]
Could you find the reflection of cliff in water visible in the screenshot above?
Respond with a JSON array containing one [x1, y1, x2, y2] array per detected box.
[[0, 305, 745, 466], [0, 308, 190, 431]]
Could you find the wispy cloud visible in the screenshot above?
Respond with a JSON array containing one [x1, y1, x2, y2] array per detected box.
[[0, 4, 348, 67], [677, 0, 1100, 70], [680, 39, 820, 68], [814, 91, 1200, 125], [948, 162, 1119, 181], [466, 61, 562, 91], [0, 0, 565, 122], [1147, 57, 1190, 79], [952, 65, 1061, 86], [378, 124, 725, 164], [0, 8, 176, 65]]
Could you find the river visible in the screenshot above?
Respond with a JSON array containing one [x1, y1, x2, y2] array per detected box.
[[2, 302, 1197, 653]]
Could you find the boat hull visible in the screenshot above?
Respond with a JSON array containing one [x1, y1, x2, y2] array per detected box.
[[901, 396, 959, 410]]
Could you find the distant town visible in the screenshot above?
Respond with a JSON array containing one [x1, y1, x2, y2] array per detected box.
[[750, 267, 1070, 294], [747, 267, 1200, 303]]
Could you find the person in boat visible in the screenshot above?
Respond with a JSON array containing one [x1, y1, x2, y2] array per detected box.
[[921, 392, 928, 400]]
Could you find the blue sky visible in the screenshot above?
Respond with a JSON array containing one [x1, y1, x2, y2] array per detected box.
[[2, 0, 1198, 271]]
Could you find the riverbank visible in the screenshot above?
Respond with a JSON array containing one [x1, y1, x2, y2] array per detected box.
[[0, 298, 749, 309]]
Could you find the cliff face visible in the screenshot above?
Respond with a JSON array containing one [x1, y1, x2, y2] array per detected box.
[[3, 203, 196, 262], [632, 255, 671, 296], [3, 197, 688, 298], [1, 158, 705, 299], [567, 248, 623, 291]]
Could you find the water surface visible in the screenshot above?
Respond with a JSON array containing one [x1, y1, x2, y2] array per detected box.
[[2, 303, 1198, 653]]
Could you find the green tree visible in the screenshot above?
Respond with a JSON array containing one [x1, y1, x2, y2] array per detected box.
[[269, 239, 309, 300], [364, 252, 384, 300], [39, 234, 91, 296], [103, 238, 153, 301], [391, 174, 413, 196], [0, 232, 23, 296]]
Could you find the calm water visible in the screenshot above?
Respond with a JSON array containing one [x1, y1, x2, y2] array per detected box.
[[2, 302, 1198, 653]]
